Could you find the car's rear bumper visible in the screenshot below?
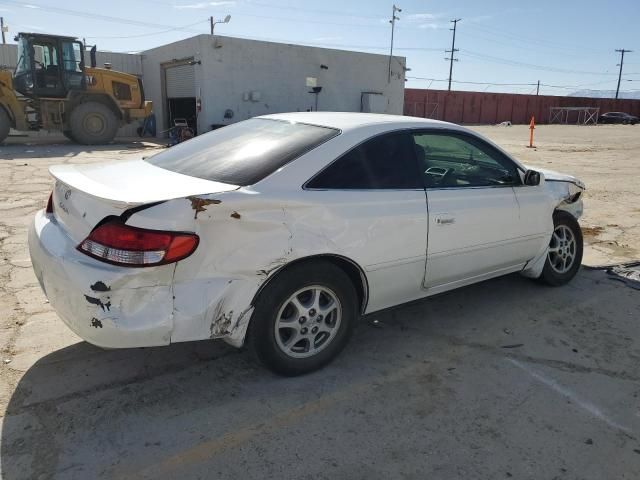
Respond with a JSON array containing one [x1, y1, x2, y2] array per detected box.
[[28, 210, 175, 348]]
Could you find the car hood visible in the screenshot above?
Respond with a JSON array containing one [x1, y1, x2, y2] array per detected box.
[[525, 165, 585, 189]]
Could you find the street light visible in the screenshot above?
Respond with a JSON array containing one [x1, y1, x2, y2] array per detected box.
[[211, 15, 231, 35]]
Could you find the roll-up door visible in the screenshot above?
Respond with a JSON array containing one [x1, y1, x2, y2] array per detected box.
[[165, 63, 195, 98]]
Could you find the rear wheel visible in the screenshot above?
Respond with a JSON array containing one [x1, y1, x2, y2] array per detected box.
[[69, 102, 119, 145], [249, 261, 358, 376], [0, 108, 10, 144], [539, 211, 583, 286]]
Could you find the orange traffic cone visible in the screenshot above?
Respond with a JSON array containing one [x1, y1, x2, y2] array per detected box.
[[528, 116, 535, 148]]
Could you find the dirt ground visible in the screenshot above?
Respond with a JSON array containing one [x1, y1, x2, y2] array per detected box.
[[472, 124, 640, 266], [0, 127, 639, 479]]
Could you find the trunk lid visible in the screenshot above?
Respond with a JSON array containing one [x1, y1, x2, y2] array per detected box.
[[49, 159, 238, 243]]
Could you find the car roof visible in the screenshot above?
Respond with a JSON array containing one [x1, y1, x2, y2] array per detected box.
[[258, 112, 456, 132]]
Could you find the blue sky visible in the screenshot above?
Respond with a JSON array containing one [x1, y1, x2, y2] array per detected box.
[[1, 0, 639, 95]]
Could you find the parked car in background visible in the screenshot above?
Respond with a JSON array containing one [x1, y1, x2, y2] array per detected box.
[[29, 113, 585, 376], [598, 111, 639, 124]]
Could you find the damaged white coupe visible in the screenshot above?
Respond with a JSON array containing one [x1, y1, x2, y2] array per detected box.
[[29, 113, 585, 375]]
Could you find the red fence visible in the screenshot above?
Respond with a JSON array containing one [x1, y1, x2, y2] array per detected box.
[[404, 88, 640, 125]]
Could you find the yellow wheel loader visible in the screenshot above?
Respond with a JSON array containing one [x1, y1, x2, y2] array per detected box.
[[0, 32, 152, 145]]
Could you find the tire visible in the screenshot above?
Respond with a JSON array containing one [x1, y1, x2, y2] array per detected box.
[[62, 130, 76, 142], [248, 260, 358, 376], [539, 211, 583, 286], [0, 108, 10, 144], [69, 101, 119, 145]]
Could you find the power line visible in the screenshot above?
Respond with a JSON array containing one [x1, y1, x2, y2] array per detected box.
[[0, 0, 203, 32], [464, 23, 611, 55], [240, 0, 384, 21], [615, 49, 632, 99], [405, 76, 632, 93], [460, 50, 621, 76], [407, 76, 538, 86], [445, 19, 461, 91], [85, 20, 208, 40]]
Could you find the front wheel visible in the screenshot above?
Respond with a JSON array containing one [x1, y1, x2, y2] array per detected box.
[[69, 102, 119, 145], [249, 261, 358, 376], [539, 211, 583, 286]]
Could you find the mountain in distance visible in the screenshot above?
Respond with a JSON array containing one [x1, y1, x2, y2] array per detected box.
[[569, 89, 640, 100]]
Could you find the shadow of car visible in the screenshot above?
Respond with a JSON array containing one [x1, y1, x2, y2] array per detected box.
[[2, 267, 639, 479]]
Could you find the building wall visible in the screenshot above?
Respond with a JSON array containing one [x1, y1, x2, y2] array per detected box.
[[404, 88, 640, 124], [0, 44, 143, 137], [140, 36, 202, 137], [141, 35, 406, 135]]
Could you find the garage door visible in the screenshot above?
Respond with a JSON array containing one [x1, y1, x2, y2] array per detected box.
[[165, 63, 195, 98]]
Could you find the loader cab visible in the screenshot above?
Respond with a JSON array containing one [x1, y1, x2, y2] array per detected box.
[[13, 33, 86, 98]]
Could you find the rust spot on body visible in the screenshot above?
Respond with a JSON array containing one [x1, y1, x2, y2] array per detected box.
[[90, 318, 103, 328], [85, 295, 111, 311], [188, 197, 221, 219], [90, 281, 111, 292], [209, 299, 234, 337], [230, 211, 241, 219]]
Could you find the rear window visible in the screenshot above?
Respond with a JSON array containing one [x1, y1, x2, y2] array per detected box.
[[145, 118, 339, 186]]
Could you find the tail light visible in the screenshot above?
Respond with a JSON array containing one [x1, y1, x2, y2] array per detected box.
[[77, 220, 199, 267], [46, 192, 53, 214]]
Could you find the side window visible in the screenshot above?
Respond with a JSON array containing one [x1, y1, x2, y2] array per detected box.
[[412, 132, 520, 188], [61, 41, 83, 72], [33, 44, 58, 69], [307, 132, 423, 189], [113, 81, 132, 101]]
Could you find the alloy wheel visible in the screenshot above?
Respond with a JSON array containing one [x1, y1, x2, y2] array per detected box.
[[548, 224, 577, 274], [274, 285, 342, 359]]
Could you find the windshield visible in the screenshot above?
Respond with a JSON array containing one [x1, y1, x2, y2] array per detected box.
[[145, 118, 340, 186], [15, 37, 31, 75]]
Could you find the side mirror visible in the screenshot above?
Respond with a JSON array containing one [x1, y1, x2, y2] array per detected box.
[[524, 169, 541, 186]]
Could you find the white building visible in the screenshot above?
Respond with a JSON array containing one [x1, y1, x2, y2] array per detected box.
[[141, 35, 406, 136], [0, 35, 406, 138]]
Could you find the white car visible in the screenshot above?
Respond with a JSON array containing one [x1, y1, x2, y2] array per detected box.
[[29, 113, 585, 375]]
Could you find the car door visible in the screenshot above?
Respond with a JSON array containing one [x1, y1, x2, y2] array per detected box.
[[412, 130, 541, 292], [305, 131, 429, 313]]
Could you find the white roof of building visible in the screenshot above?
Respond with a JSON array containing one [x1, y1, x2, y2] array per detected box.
[[260, 112, 456, 131]]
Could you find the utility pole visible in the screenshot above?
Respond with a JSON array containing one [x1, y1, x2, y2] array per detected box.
[[210, 16, 214, 35], [536, 80, 540, 96], [445, 18, 461, 91], [615, 49, 632, 99], [1, 17, 6, 45], [387, 4, 401, 83]]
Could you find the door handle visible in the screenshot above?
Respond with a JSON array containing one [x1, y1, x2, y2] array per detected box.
[[435, 216, 455, 225]]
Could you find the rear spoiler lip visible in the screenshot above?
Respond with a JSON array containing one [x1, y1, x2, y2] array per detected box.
[[48, 161, 240, 206]]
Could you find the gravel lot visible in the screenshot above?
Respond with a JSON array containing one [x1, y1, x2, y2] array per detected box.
[[0, 126, 639, 479]]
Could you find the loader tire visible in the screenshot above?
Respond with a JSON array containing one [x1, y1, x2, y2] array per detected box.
[[0, 108, 10, 144], [62, 130, 76, 142], [69, 102, 118, 145]]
